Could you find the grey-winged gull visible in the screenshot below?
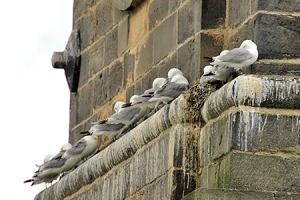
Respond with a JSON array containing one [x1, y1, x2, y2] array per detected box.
[[207, 40, 258, 70]]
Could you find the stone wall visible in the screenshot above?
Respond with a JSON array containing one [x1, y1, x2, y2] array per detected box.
[[35, 0, 300, 199]]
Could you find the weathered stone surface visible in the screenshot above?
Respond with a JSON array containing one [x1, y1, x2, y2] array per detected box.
[[257, 0, 300, 12], [228, 17, 257, 50], [90, 38, 105, 74], [228, 0, 251, 28], [124, 52, 135, 87], [201, 0, 226, 29], [177, 34, 201, 83], [107, 60, 123, 100], [178, 0, 201, 44], [74, 14, 95, 50], [113, 6, 128, 25], [169, 0, 181, 13], [73, 0, 93, 21], [153, 12, 177, 64], [95, 0, 113, 39], [200, 107, 300, 167], [93, 68, 108, 107], [229, 153, 300, 192], [104, 27, 118, 66], [200, 33, 224, 72], [148, 0, 169, 30], [118, 16, 128, 56], [182, 188, 300, 200], [252, 62, 300, 76], [201, 75, 300, 122], [134, 34, 154, 80], [256, 13, 300, 59], [77, 82, 94, 123]]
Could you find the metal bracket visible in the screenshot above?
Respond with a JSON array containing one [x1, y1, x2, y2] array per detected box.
[[51, 29, 81, 93], [110, 0, 145, 10]]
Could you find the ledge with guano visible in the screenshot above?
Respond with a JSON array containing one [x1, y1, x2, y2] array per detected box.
[[35, 74, 300, 199]]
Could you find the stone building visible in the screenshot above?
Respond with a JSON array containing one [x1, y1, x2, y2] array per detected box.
[[36, 0, 300, 199]]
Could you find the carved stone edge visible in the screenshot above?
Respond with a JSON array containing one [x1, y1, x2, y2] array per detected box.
[[34, 96, 190, 199], [201, 75, 300, 122]]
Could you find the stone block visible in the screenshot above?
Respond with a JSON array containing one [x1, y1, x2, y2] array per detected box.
[[178, 0, 201, 44], [134, 34, 154, 80], [107, 60, 123, 100], [153, 12, 177, 64], [73, 0, 93, 21], [149, 51, 178, 78], [126, 85, 134, 102], [228, 17, 257, 50], [252, 62, 300, 76], [93, 68, 108, 107], [257, 0, 300, 12], [230, 110, 300, 151], [228, 153, 300, 192], [133, 78, 143, 95], [182, 188, 276, 200], [201, 0, 226, 29], [129, 170, 196, 200], [256, 13, 300, 59], [74, 14, 95, 50], [76, 82, 94, 123], [177, 34, 201, 83], [169, 0, 181, 13], [90, 38, 105, 74], [124, 52, 135, 87], [200, 108, 300, 167], [104, 27, 118, 66], [118, 16, 128, 56], [148, 0, 169, 30], [95, 0, 113, 39], [228, 0, 251, 28]]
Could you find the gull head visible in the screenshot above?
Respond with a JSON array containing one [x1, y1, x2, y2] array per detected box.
[[240, 40, 257, 50], [130, 95, 140, 103], [152, 77, 166, 88], [203, 65, 214, 75], [168, 68, 183, 79], [61, 143, 72, 151], [114, 101, 125, 113], [43, 154, 54, 163], [171, 74, 189, 85]]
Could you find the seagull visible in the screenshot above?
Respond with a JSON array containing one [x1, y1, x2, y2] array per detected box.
[[147, 74, 189, 109], [24, 171, 61, 187], [61, 135, 99, 161], [121, 77, 166, 109], [35, 154, 54, 168], [205, 40, 258, 70], [113, 100, 125, 113], [163, 68, 183, 84], [200, 65, 235, 84], [34, 136, 99, 178]]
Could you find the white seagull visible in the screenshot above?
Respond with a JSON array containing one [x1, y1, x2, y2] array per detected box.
[[200, 65, 235, 84], [208, 40, 258, 70], [147, 74, 189, 109]]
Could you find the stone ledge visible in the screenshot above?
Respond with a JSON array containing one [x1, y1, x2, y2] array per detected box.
[[34, 89, 206, 199], [182, 188, 300, 200], [201, 75, 300, 122]]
